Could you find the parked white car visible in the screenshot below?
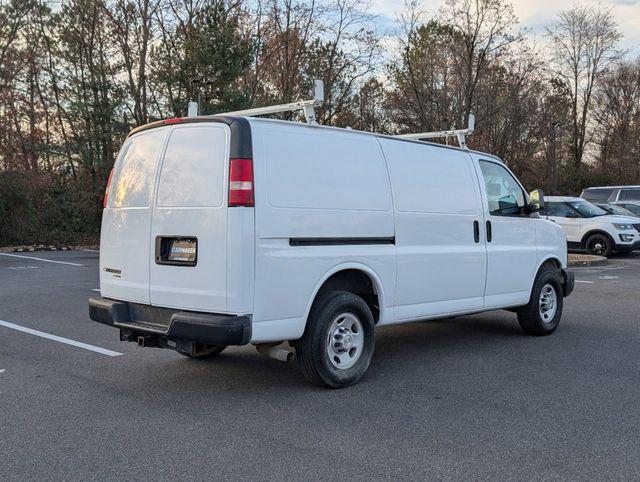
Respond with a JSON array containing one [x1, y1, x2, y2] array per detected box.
[[89, 115, 574, 387], [544, 196, 640, 257]]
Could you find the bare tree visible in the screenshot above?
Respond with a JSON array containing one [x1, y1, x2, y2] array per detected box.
[[106, 0, 161, 125], [547, 4, 623, 187], [439, 0, 522, 124], [593, 59, 640, 182]]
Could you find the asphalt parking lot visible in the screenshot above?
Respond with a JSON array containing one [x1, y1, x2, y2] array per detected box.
[[1, 250, 639, 480]]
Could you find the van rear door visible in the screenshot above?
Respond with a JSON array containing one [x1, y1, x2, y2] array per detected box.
[[100, 128, 168, 304], [149, 124, 231, 313]]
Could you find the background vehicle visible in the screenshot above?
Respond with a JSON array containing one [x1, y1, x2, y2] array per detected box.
[[89, 110, 573, 388], [581, 185, 640, 204], [612, 202, 640, 216], [595, 203, 639, 217], [544, 196, 640, 257]]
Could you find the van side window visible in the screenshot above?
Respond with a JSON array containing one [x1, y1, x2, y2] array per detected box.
[[479, 160, 525, 216], [157, 126, 226, 208], [110, 129, 165, 208], [619, 189, 640, 201]]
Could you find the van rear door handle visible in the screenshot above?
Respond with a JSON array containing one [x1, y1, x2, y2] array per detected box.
[[486, 220, 492, 242], [473, 221, 480, 243]]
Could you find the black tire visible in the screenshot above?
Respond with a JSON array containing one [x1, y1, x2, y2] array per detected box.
[[585, 233, 613, 257], [517, 266, 563, 336], [178, 344, 226, 358], [295, 290, 375, 388]]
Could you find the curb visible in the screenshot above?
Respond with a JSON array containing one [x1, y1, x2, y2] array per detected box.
[[568, 255, 608, 268], [12, 246, 73, 253], [0, 244, 99, 253]]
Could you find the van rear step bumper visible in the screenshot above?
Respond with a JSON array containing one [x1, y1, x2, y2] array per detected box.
[[88, 297, 251, 347]]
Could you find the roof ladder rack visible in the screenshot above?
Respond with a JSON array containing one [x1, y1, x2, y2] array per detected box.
[[210, 80, 325, 124], [395, 114, 475, 149]]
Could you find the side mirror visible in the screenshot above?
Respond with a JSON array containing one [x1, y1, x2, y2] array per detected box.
[[527, 189, 545, 214]]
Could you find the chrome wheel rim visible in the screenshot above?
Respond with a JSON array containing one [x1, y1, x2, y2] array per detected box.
[[539, 283, 558, 323], [326, 313, 364, 369], [588, 237, 606, 255]]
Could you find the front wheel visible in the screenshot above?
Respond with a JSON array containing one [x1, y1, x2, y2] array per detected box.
[[517, 267, 563, 336], [585, 233, 613, 257], [295, 291, 375, 388]]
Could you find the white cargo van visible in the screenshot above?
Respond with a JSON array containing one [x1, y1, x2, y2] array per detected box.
[[89, 115, 574, 387]]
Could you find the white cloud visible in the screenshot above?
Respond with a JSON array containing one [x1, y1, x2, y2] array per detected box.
[[371, 0, 640, 55]]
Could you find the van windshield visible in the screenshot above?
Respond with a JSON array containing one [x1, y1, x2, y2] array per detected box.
[[567, 200, 607, 218]]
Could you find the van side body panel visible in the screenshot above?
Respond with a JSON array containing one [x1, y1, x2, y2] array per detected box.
[[535, 219, 568, 271], [248, 120, 396, 342], [378, 138, 487, 322]]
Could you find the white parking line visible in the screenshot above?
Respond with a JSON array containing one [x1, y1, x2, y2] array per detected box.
[[0, 320, 122, 357], [0, 252, 83, 267], [82, 249, 100, 253], [91, 289, 100, 292], [575, 280, 594, 284]]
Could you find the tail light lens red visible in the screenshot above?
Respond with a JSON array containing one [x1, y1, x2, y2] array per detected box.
[[228, 158, 254, 207], [103, 168, 114, 208], [163, 117, 183, 125]]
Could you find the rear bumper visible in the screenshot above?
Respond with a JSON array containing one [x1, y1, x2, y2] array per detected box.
[[88, 297, 251, 346], [561, 269, 574, 297]]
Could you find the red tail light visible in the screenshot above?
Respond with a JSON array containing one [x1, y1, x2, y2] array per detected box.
[[228, 158, 254, 207], [103, 168, 114, 208], [163, 117, 183, 125]]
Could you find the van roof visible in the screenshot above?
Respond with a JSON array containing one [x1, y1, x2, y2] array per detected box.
[[128, 115, 504, 164]]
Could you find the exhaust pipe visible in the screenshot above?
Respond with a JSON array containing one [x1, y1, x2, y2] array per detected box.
[[255, 343, 294, 362]]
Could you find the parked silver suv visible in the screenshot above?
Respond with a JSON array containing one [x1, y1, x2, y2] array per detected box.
[[581, 186, 640, 204]]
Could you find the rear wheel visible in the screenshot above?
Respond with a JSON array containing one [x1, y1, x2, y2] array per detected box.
[[517, 266, 563, 336], [295, 290, 375, 388], [585, 233, 613, 257]]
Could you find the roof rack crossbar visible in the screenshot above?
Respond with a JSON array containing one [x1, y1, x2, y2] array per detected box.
[[209, 80, 325, 124], [395, 114, 475, 149]]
